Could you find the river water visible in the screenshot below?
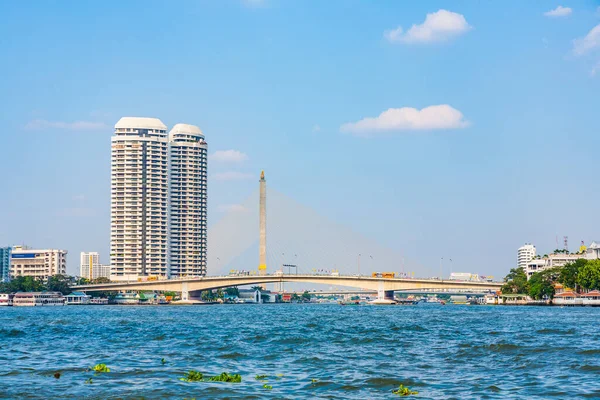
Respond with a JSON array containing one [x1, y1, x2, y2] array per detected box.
[[1, 304, 599, 399]]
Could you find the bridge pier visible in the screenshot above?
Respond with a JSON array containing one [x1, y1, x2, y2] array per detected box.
[[181, 282, 189, 302]]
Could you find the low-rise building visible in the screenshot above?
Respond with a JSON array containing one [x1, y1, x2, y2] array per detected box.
[[10, 246, 67, 280], [65, 291, 91, 305]]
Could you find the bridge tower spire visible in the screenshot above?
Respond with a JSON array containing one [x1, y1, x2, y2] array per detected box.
[[258, 170, 267, 275]]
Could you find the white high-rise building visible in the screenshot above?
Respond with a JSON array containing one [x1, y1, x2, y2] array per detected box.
[[80, 252, 99, 279], [80, 252, 111, 280], [10, 246, 67, 280], [517, 244, 536, 269], [111, 117, 169, 281], [168, 123, 208, 277]]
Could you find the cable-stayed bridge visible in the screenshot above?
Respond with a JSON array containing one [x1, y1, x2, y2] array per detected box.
[[77, 175, 502, 301]]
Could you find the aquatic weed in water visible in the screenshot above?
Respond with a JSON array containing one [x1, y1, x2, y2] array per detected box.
[[263, 384, 273, 390], [179, 371, 204, 382], [53, 372, 61, 379], [255, 374, 267, 380], [392, 384, 418, 396], [90, 364, 110, 373], [85, 378, 93, 384], [208, 372, 242, 383], [161, 358, 166, 365]]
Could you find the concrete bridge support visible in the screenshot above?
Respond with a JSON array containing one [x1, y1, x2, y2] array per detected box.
[[181, 282, 189, 302]]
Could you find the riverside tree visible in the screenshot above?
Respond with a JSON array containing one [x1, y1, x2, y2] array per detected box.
[[577, 260, 600, 290], [501, 267, 529, 294]]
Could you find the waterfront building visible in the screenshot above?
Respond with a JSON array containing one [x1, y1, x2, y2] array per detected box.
[[524, 250, 597, 279], [112, 292, 140, 305], [585, 241, 600, 260], [12, 292, 65, 306], [65, 291, 91, 305], [10, 247, 67, 280], [0, 246, 11, 282], [517, 244, 536, 269], [111, 117, 169, 281], [168, 123, 207, 278]]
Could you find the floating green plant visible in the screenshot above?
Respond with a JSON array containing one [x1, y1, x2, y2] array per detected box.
[[392, 384, 418, 396], [255, 374, 267, 380], [207, 372, 242, 383], [311, 378, 318, 383], [53, 372, 61, 379], [90, 364, 110, 373], [263, 384, 273, 390], [179, 371, 204, 382], [85, 378, 93, 384], [179, 371, 242, 383], [161, 358, 166, 365], [275, 373, 284, 380]]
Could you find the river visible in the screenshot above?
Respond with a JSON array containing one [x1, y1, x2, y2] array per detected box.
[[1, 304, 599, 399]]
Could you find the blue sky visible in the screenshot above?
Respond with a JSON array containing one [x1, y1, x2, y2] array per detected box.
[[0, 0, 599, 278]]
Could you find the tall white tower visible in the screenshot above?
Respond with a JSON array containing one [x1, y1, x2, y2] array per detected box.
[[111, 117, 169, 281], [517, 243, 536, 269], [258, 170, 267, 275], [168, 123, 208, 277]]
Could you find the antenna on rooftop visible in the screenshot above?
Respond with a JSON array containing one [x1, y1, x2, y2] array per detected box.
[[563, 236, 568, 252]]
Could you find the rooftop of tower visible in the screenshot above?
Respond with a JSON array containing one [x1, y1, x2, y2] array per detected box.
[[169, 123, 205, 142], [169, 123, 203, 136], [114, 117, 167, 130]]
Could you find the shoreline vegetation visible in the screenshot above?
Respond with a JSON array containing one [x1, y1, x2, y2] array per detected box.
[[500, 258, 600, 305]]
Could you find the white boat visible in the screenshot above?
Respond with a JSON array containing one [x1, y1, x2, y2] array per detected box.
[[0, 294, 13, 306], [12, 292, 65, 307]]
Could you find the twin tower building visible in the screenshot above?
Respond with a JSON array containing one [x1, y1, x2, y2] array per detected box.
[[111, 117, 207, 281]]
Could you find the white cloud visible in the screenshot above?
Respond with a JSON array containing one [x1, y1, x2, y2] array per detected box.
[[385, 9, 471, 44], [213, 171, 254, 181], [209, 150, 249, 163], [24, 119, 107, 131], [340, 105, 469, 136], [544, 6, 572, 17], [574, 24, 600, 55], [218, 204, 248, 213]]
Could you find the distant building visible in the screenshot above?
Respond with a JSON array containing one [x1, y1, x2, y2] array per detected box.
[[0, 247, 11, 282], [524, 243, 600, 279], [10, 246, 67, 280], [518, 244, 536, 269], [80, 252, 110, 280], [449, 272, 480, 281]]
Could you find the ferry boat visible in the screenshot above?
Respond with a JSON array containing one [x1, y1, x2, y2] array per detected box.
[[113, 292, 140, 305], [12, 292, 66, 307], [0, 293, 14, 306]]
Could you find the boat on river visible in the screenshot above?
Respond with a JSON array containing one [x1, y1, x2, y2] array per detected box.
[[12, 292, 65, 307]]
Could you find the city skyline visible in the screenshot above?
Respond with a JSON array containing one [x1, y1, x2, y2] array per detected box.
[[0, 1, 599, 278]]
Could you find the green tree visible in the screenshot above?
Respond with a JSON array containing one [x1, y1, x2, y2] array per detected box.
[[251, 286, 263, 292], [291, 293, 301, 302], [301, 291, 312, 302], [558, 259, 587, 291], [225, 287, 239, 297], [4, 276, 46, 292], [91, 277, 111, 284], [577, 260, 600, 290], [528, 270, 555, 299], [46, 274, 74, 295], [260, 293, 271, 302], [501, 268, 529, 294]]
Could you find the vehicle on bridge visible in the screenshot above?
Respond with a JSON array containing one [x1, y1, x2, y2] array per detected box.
[[372, 272, 395, 279]]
